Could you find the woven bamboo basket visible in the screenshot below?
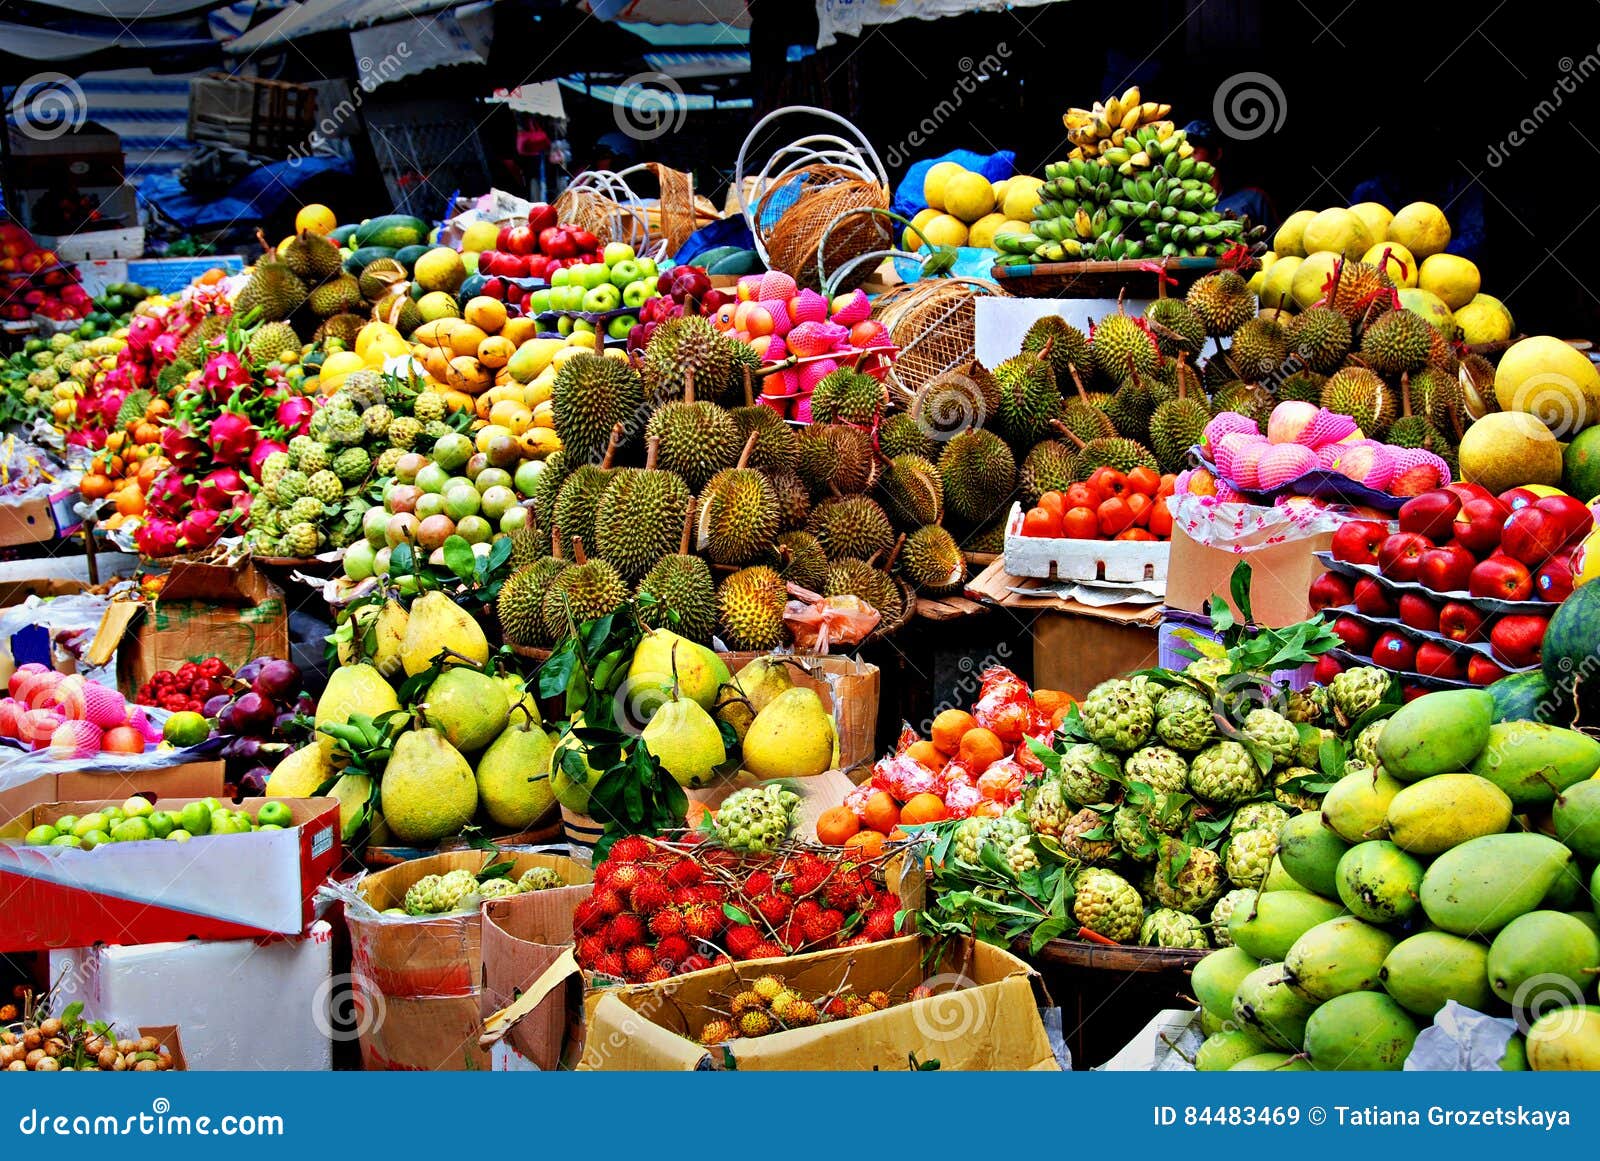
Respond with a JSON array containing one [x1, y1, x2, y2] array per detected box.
[[873, 275, 1007, 402]]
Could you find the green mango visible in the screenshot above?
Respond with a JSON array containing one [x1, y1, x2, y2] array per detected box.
[[1374, 689, 1494, 780], [1232, 963, 1316, 1051], [1487, 910, 1600, 1004], [1278, 812, 1350, 897], [1261, 856, 1299, 892], [1285, 915, 1398, 1003], [1229, 890, 1346, 963], [1380, 932, 1493, 1017], [1468, 721, 1600, 808], [1527, 1005, 1600, 1070], [1553, 780, 1600, 859], [1192, 946, 1259, 1021], [1195, 1029, 1270, 1071], [1322, 766, 1405, 844], [1230, 1052, 1312, 1071], [1419, 832, 1575, 936], [1385, 773, 1512, 855], [1304, 992, 1420, 1071], [1499, 1034, 1529, 1070], [1337, 840, 1425, 925]]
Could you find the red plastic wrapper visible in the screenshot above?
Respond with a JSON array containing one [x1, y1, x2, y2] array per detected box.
[[873, 752, 942, 800], [977, 755, 1026, 803], [1014, 738, 1047, 776], [973, 666, 1046, 743], [943, 777, 982, 818], [842, 780, 875, 820], [784, 594, 879, 651], [893, 722, 920, 755]]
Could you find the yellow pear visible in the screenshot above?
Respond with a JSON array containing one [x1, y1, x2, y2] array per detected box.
[[379, 728, 477, 842], [328, 772, 373, 840], [264, 741, 334, 797], [641, 694, 726, 788], [419, 667, 509, 753], [477, 720, 557, 828], [627, 629, 729, 710], [742, 687, 837, 780], [400, 591, 488, 675], [372, 599, 410, 677]]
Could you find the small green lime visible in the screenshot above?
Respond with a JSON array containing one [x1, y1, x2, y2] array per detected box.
[[163, 711, 212, 748]]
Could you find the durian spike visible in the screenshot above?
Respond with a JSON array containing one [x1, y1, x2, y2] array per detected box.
[[571, 537, 589, 565], [645, 434, 661, 471], [677, 499, 695, 555], [601, 424, 624, 469], [1051, 419, 1088, 451], [735, 430, 757, 471], [885, 533, 906, 572]]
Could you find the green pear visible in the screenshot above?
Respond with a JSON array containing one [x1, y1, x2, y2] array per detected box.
[[477, 719, 557, 828], [420, 667, 509, 753], [401, 591, 488, 676], [641, 695, 726, 787], [379, 728, 477, 842], [742, 687, 836, 780], [628, 629, 729, 710], [714, 656, 795, 743]]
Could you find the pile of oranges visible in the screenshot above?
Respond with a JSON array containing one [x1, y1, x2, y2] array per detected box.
[[78, 424, 171, 531]]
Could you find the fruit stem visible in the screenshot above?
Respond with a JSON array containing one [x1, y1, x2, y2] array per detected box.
[[742, 367, 754, 408], [550, 525, 564, 559], [885, 533, 905, 571], [678, 499, 695, 555], [601, 424, 623, 469], [1067, 362, 1093, 406], [1401, 372, 1413, 419], [1050, 419, 1088, 450], [683, 367, 696, 405], [645, 434, 661, 471], [735, 430, 757, 471], [571, 537, 588, 565]]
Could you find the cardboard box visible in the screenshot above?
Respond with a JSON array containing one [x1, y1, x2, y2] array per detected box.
[[0, 487, 81, 547], [89, 560, 290, 695], [347, 850, 592, 1071], [1164, 523, 1335, 629], [1032, 609, 1161, 699], [7, 121, 126, 190], [577, 935, 1058, 1070], [478, 887, 590, 1071], [0, 756, 224, 830], [50, 922, 333, 1070], [0, 795, 340, 951], [714, 654, 879, 770]]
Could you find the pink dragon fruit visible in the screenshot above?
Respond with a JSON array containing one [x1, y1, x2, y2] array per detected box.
[[178, 509, 222, 551], [196, 466, 247, 510], [275, 395, 316, 436], [201, 352, 251, 402], [97, 389, 129, 429], [135, 518, 182, 557], [160, 425, 207, 470], [150, 331, 181, 365], [250, 438, 287, 482], [210, 410, 258, 466], [125, 314, 163, 354], [145, 471, 194, 519]]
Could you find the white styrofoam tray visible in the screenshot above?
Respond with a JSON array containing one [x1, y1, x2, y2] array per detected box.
[[1003, 501, 1170, 584]]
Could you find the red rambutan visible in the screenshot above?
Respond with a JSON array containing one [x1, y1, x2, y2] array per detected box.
[[790, 865, 828, 898], [572, 897, 605, 934], [823, 870, 867, 911], [593, 951, 626, 978], [725, 924, 762, 958], [655, 935, 691, 966], [648, 908, 684, 939], [744, 871, 775, 896], [681, 902, 722, 941], [609, 836, 652, 863], [593, 888, 626, 918], [864, 910, 898, 941], [695, 883, 727, 905], [575, 934, 606, 966], [672, 887, 700, 907], [793, 898, 822, 924], [607, 863, 643, 895], [623, 944, 656, 978], [753, 892, 792, 924], [630, 875, 672, 915], [841, 934, 873, 947], [679, 954, 712, 974], [606, 912, 646, 948], [746, 940, 785, 961], [643, 964, 671, 983], [665, 859, 704, 888]]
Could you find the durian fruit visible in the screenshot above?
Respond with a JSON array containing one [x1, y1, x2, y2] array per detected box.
[[155, 360, 193, 393], [767, 469, 811, 530], [1021, 315, 1092, 384], [1324, 259, 1393, 322], [646, 389, 740, 492], [637, 508, 716, 643], [1410, 366, 1467, 437], [1186, 271, 1256, 336], [795, 424, 873, 494], [807, 495, 895, 561], [551, 353, 645, 465], [1148, 359, 1210, 474], [716, 565, 788, 650], [282, 230, 343, 283], [1228, 317, 1288, 382], [1285, 306, 1352, 373], [357, 258, 408, 302], [308, 273, 361, 317], [498, 534, 570, 647], [1359, 309, 1433, 377], [1020, 438, 1076, 505], [938, 429, 1016, 524], [1060, 430, 1159, 480], [823, 556, 902, 620], [878, 412, 936, 460], [246, 321, 300, 364], [767, 530, 828, 592], [179, 315, 231, 363], [1458, 353, 1499, 420], [594, 437, 692, 582], [507, 521, 547, 571], [1386, 374, 1454, 453], [728, 404, 798, 474], [1321, 366, 1397, 437], [1201, 351, 1242, 394], [1211, 380, 1275, 426], [913, 361, 1000, 439], [698, 433, 780, 566], [1424, 327, 1459, 375], [541, 539, 628, 641], [233, 264, 306, 322], [878, 453, 943, 527], [960, 516, 1009, 556], [1090, 305, 1161, 381], [530, 450, 569, 531], [313, 313, 365, 347], [810, 368, 885, 424], [643, 317, 735, 404], [992, 346, 1063, 450], [551, 427, 622, 553], [898, 525, 966, 595], [1102, 375, 1156, 443], [1277, 368, 1328, 405], [1144, 298, 1206, 359], [1058, 363, 1118, 443]]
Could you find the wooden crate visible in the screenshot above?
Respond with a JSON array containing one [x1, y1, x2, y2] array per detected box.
[[188, 74, 317, 158], [990, 256, 1219, 299]]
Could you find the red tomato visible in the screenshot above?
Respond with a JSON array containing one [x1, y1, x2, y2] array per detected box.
[[1125, 466, 1160, 497], [1062, 506, 1099, 539], [1148, 494, 1174, 538], [1022, 507, 1062, 537], [1116, 528, 1157, 541], [1037, 490, 1066, 519], [1064, 483, 1101, 510], [1098, 496, 1134, 537], [1087, 466, 1127, 497], [1125, 492, 1154, 526]]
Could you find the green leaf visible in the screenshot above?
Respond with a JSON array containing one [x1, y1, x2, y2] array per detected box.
[[1208, 593, 1235, 636], [487, 534, 513, 572], [1318, 734, 1347, 781], [723, 903, 753, 926], [390, 541, 414, 575], [442, 535, 476, 580], [477, 859, 515, 882], [62, 1000, 84, 1029], [1230, 559, 1254, 624]]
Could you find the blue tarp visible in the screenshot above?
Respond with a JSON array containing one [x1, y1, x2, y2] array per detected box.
[[672, 213, 755, 263], [138, 155, 355, 231], [890, 148, 1017, 220]]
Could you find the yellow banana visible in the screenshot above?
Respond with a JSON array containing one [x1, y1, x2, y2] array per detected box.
[[1120, 85, 1141, 109], [1110, 127, 1128, 147], [1129, 151, 1151, 168], [1074, 208, 1094, 238], [1154, 102, 1172, 119], [1104, 96, 1124, 125], [1178, 141, 1195, 158], [1155, 120, 1175, 140], [1120, 105, 1142, 130]]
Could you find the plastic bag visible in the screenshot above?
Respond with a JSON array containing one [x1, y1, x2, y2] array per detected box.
[[1169, 488, 1350, 554], [783, 594, 879, 652], [1404, 1001, 1519, 1071], [871, 752, 941, 800], [974, 666, 1047, 743], [0, 593, 116, 688]]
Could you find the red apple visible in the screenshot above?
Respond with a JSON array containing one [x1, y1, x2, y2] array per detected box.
[[1415, 640, 1467, 679], [1536, 553, 1576, 603], [1372, 631, 1418, 672], [1490, 613, 1550, 668], [1397, 592, 1442, 632], [1439, 601, 1489, 643], [1499, 486, 1541, 512], [1416, 544, 1476, 594], [1535, 495, 1593, 544], [1468, 556, 1534, 601], [1467, 654, 1509, 685], [1398, 490, 1461, 540], [1445, 481, 1494, 505], [1500, 507, 1566, 567], [1453, 497, 1510, 555], [1378, 532, 1433, 582], [501, 225, 537, 256], [1308, 571, 1354, 612], [1313, 655, 1344, 683], [1330, 519, 1390, 566], [1401, 683, 1431, 702], [1332, 615, 1376, 655], [1352, 575, 1398, 617]]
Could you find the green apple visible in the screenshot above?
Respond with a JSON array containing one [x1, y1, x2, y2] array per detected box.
[[527, 289, 552, 313], [54, 814, 78, 833], [210, 810, 234, 834], [121, 796, 153, 819], [199, 797, 223, 815], [577, 264, 610, 291], [637, 256, 658, 277], [178, 802, 212, 836], [550, 267, 569, 287], [573, 319, 596, 335], [80, 830, 110, 850], [255, 800, 292, 828], [258, 824, 283, 831], [608, 259, 642, 288], [556, 315, 573, 336], [24, 824, 58, 845], [166, 829, 192, 843], [146, 810, 176, 839], [606, 314, 636, 341], [72, 813, 107, 838], [582, 284, 621, 312], [50, 834, 82, 849], [101, 807, 125, 825], [622, 280, 652, 309], [110, 817, 153, 843], [602, 242, 636, 266]]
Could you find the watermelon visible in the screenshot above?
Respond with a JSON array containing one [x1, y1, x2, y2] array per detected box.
[[1487, 672, 1566, 724], [1564, 427, 1600, 502], [1543, 577, 1600, 721]]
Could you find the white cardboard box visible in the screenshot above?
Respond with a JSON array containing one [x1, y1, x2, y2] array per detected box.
[[49, 922, 334, 1070]]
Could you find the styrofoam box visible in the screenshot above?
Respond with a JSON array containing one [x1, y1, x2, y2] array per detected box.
[[1099, 1007, 1199, 1071], [50, 921, 333, 1070], [1003, 502, 1169, 584]]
